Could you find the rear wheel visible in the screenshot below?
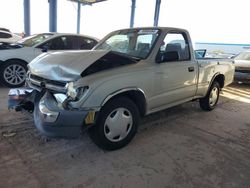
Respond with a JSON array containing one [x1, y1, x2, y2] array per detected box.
[[199, 81, 220, 111], [89, 97, 140, 150], [0, 60, 27, 88]]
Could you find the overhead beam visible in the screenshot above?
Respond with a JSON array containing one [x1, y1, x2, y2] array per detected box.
[[130, 0, 136, 28], [69, 0, 107, 5], [23, 0, 30, 36], [71, 0, 106, 34], [153, 0, 161, 27], [49, 0, 57, 32], [77, 1, 81, 34]]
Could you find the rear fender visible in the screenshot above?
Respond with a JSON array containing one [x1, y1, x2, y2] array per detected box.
[[204, 73, 224, 96]]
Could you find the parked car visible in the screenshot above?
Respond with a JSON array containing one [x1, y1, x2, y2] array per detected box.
[[234, 51, 250, 73], [233, 51, 250, 82], [8, 27, 234, 150], [0, 33, 98, 87], [0, 28, 10, 32], [0, 29, 21, 44]]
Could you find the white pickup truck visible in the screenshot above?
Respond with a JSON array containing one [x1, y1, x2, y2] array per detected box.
[[9, 27, 235, 150]]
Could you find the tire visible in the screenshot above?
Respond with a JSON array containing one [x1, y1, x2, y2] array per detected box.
[[89, 97, 140, 150], [199, 81, 220, 111], [0, 60, 27, 88]]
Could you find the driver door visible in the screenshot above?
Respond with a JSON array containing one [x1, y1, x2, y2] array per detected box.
[[151, 32, 197, 110]]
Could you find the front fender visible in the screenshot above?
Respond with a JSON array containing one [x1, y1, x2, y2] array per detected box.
[[101, 87, 147, 107]]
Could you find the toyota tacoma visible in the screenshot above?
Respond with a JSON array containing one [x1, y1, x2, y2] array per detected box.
[[8, 27, 235, 150]]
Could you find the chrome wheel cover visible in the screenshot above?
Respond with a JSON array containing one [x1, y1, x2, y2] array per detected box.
[[3, 64, 26, 85], [104, 107, 133, 142], [209, 86, 219, 106]]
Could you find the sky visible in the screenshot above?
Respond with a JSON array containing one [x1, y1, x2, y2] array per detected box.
[[0, 0, 250, 44]]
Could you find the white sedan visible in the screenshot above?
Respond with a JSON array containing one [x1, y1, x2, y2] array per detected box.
[[0, 33, 98, 87], [0, 29, 21, 44], [234, 51, 250, 82], [234, 51, 250, 73]]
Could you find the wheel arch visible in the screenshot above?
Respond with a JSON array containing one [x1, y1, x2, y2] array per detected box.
[[101, 88, 147, 117], [0, 60, 4, 67], [0, 58, 28, 68], [203, 73, 225, 97], [6, 58, 28, 64], [212, 73, 225, 89]]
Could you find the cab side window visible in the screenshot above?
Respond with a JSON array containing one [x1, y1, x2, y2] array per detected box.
[[41, 36, 66, 50], [158, 33, 190, 62], [78, 37, 97, 50], [40, 36, 97, 50], [40, 36, 78, 50]]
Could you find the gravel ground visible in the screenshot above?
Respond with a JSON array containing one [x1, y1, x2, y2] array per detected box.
[[0, 82, 250, 188]]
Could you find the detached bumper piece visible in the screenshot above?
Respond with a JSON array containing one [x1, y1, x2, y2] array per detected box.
[[8, 88, 36, 112], [34, 92, 95, 138]]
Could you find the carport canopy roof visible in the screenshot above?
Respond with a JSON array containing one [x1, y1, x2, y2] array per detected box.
[[68, 0, 107, 5]]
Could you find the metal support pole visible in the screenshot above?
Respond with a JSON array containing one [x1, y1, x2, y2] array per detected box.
[[49, 0, 57, 32], [23, 0, 30, 36], [77, 1, 81, 34], [130, 0, 136, 28], [153, 0, 161, 27]]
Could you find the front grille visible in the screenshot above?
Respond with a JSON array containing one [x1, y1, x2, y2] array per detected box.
[[30, 74, 66, 87], [28, 73, 67, 93]]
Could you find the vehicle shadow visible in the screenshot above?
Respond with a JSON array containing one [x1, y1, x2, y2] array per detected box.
[[230, 81, 250, 90]]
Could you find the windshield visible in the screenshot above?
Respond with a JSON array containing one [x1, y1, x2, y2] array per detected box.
[[95, 29, 160, 59], [17, 33, 53, 47], [234, 52, 250, 61]]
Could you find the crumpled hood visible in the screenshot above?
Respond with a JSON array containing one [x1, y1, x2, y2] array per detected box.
[[28, 50, 109, 81]]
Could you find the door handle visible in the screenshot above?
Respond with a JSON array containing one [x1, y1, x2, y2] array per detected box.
[[188, 67, 195, 72]]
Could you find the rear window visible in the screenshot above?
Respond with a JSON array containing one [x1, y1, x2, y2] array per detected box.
[[18, 33, 53, 47], [79, 37, 97, 49]]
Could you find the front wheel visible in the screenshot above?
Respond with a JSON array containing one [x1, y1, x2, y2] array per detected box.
[[89, 97, 140, 150], [0, 60, 27, 88], [199, 81, 220, 111]]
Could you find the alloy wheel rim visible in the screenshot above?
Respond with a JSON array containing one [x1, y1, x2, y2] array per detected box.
[[3, 64, 26, 85], [104, 107, 133, 142]]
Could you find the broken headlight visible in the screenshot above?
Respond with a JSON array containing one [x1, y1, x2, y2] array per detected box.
[[66, 82, 89, 101]]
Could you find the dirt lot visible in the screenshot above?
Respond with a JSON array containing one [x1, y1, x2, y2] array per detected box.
[[0, 83, 250, 188]]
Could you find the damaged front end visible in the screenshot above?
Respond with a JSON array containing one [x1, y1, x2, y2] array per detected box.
[[33, 91, 93, 138], [8, 49, 139, 138], [8, 87, 39, 112], [7, 72, 97, 138]]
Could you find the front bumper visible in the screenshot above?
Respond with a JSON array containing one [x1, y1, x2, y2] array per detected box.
[[234, 72, 250, 83], [34, 92, 97, 138], [235, 66, 250, 73]]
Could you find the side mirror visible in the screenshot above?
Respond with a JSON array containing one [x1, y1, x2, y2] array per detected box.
[[40, 44, 50, 52], [156, 51, 180, 63]]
